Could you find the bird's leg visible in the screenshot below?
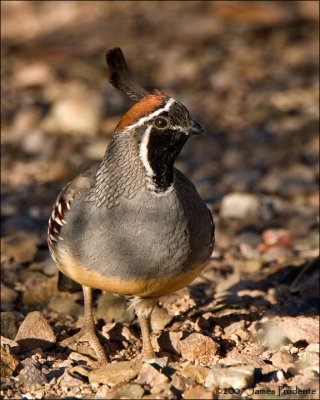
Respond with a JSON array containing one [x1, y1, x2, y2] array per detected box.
[[132, 297, 157, 359], [61, 285, 107, 362]]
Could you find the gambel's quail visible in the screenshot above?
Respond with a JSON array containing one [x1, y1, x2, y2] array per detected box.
[[48, 48, 214, 361]]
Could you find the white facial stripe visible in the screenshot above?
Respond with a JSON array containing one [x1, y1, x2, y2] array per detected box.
[[124, 97, 175, 133], [139, 122, 174, 196], [139, 125, 153, 178]]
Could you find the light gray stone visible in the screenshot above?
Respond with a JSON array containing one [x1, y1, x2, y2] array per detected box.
[[18, 358, 47, 388], [15, 311, 56, 352], [136, 362, 169, 385], [88, 360, 142, 385], [205, 365, 255, 389]]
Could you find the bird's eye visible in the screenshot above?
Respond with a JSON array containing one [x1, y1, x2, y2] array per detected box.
[[154, 117, 168, 129]]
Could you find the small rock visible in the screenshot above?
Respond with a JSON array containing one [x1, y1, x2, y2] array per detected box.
[[179, 333, 220, 365], [1, 232, 37, 263], [261, 246, 294, 263], [58, 368, 86, 387], [220, 192, 272, 220], [151, 305, 173, 331], [0, 336, 19, 352], [171, 372, 193, 391], [95, 383, 144, 399], [89, 360, 142, 386], [143, 357, 169, 368], [29, 259, 57, 276], [300, 351, 320, 367], [149, 383, 173, 397], [181, 364, 209, 384], [271, 351, 297, 371], [15, 311, 56, 352], [42, 86, 102, 136], [1, 312, 17, 339], [15, 62, 53, 87], [18, 358, 47, 388], [224, 320, 246, 336], [219, 353, 267, 369], [22, 274, 58, 305], [305, 343, 320, 353], [49, 294, 83, 317], [184, 384, 213, 399], [0, 283, 18, 304], [0, 343, 20, 377], [259, 228, 294, 252], [96, 292, 134, 323], [277, 317, 319, 344], [239, 244, 261, 261], [205, 365, 254, 389], [158, 330, 182, 354], [136, 362, 169, 386]]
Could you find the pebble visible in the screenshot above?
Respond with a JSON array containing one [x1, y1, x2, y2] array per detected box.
[[277, 317, 319, 344], [95, 383, 144, 399], [136, 362, 169, 386], [18, 358, 47, 389], [205, 365, 255, 389], [1, 232, 38, 263], [88, 360, 142, 385], [0, 343, 20, 377], [171, 372, 193, 391], [41, 86, 102, 136], [158, 330, 183, 354], [224, 320, 246, 336], [149, 383, 173, 397], [184, 384, 213, 399], [143, 356, 169, 368], [181, 364, 209, 384], [150, 305, 173, 331], [29, 259, 57, 276], [15, 311, 56, 352], [259, 228, 294, 251], [15, 62, 53, 87], [179, 333, 220, 365], [58, 368, 86, 387], [1, 312, 18, 339], [220, 353, 267, 369], [96, 292, 134, 324], [48, 294, 83, 317], [305, 343, 320, 353], [220, 192, 272, 220], [22, 274, 58, 306], [0, 283, 18, 304], [300, 351, 320, 367], [270, 351, 297, 371], [261, 246, 294, 263]]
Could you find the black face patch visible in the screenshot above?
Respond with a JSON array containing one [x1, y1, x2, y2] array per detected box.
[[147, 127, 189, 191]]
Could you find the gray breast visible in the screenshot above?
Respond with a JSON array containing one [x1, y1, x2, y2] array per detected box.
[[59, 170, 213, 281]]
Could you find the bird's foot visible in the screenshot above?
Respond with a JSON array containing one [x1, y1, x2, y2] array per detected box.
[[61, 325, 107, 363]]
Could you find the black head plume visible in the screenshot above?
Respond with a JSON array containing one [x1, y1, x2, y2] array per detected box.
[[105, 47, 150, 102]]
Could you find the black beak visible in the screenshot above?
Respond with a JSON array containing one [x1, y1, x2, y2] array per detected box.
[[188, 120, 204, 136]]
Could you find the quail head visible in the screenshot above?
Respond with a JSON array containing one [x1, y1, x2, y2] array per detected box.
[[48, 47, 214, 361]]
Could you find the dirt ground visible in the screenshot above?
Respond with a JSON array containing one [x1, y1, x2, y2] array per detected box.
[[1, 1, 319, 399]]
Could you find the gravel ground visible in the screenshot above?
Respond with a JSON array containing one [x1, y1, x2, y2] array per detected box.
[[1, 1, 319, 399]]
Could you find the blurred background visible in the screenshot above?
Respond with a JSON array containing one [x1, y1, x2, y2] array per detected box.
[[1, 1, 319, 396], [2, 0, 319, 300]]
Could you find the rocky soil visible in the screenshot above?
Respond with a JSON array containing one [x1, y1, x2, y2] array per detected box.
[[1, 1, 319, 399]]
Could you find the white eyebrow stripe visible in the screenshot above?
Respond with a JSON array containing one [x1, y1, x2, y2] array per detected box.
[[123, 97, 176, 133]]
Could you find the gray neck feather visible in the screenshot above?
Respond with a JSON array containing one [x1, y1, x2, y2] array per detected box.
[[87, 131, 145, 208]]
